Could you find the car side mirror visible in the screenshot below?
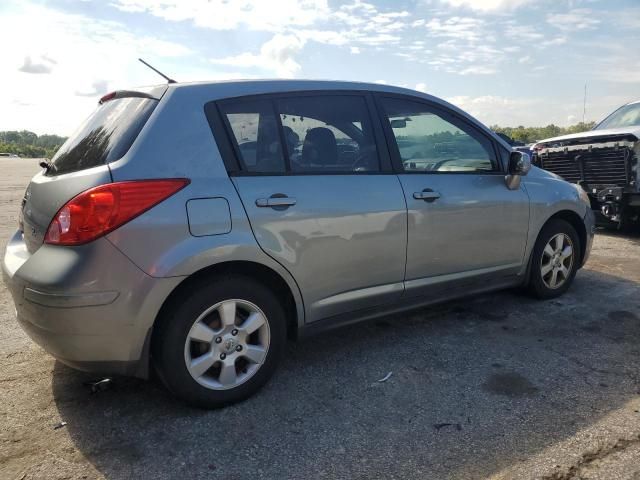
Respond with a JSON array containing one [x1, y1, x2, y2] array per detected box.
[[508, 151, 532, 176], [505, 151, 532, 190]]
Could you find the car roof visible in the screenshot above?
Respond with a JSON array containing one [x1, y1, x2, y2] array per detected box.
[[168, 78, 444, 103]]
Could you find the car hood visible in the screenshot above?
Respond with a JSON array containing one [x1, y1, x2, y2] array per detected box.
[[536, 126, 640, 146]]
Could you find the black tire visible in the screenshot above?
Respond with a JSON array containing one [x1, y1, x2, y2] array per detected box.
[[153, 275, 287, 408], [527, 219, 581, 299]]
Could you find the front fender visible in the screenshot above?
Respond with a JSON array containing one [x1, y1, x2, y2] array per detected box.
[[520, 167, 589, 275]]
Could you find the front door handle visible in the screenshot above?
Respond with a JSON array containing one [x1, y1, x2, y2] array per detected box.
[[256, 195, 297, 208], [413, 189, 441, 202]]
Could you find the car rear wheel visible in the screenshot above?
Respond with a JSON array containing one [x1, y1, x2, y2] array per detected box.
[[153, 275, 286, 408], [527, 219, 581, 299]]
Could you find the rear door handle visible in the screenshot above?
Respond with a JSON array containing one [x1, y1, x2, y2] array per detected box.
[[256, 196, 297, 208], [413, 189, 441, 202]]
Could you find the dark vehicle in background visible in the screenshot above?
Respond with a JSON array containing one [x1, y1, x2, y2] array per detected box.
[[533, 100, 640, 229]]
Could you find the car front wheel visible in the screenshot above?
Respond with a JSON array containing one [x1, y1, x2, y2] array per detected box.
[[528, 219, 581, 299]]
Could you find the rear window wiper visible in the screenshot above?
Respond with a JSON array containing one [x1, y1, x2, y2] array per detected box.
[[39, 159, 57, 173]]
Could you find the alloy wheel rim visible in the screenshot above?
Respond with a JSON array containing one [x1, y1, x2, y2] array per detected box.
[[183, 299, 270, 390], [540, 233, 574, 290]]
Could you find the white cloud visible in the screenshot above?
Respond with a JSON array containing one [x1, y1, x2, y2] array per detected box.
[[210, 34, 306, 78], [547, 9, 600, 31], [608, 7, 640, 29], [375, 21, 406, 32], [458, 65, 497, 75], [502, 20, 572, 52], [425, 16, 486, 43], [295, 29, 348, 45], [112, 0, 331, 32], [18, 55, 56, 74], [573, 39, 640, 84], [504, 24, 544, 42], [1, 0, 637, 135], [0, 3, 193, 134], [250, 0, 410, 48], [338, 0, 377, 16], [447, 94, 633, 128], [419, 17, 503, 76], [438, 0, 535, 11], [531, 65, 548, 72], [595, 57, 640, 84], [447, 95, 539, 125], [328, 2, 411, 45], [541, 36, 567, 46], [415, 82, 428, 92], [355, 33, 402, 45], [74, 80, 110, 97]]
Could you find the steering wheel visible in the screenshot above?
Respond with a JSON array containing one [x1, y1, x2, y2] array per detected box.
[[431, 158, 459, 171]]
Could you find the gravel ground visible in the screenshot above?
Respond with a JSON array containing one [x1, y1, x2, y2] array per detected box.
[[1, 158, 639, 480]]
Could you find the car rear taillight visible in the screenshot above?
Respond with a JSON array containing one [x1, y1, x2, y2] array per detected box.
[[44, 179, 189, 245]]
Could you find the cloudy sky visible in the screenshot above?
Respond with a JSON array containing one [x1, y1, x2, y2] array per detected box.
[[1, 0, 638, 136]]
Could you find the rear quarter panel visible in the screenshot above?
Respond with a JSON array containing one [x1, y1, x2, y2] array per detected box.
[[105, 86, 306, 325]]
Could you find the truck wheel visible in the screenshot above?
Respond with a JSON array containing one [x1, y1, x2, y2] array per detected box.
[[528, 219, 581, 299], [153, 275, 286, 408]]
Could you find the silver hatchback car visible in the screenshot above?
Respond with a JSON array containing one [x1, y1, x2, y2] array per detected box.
[[3, 80, 594, 408]]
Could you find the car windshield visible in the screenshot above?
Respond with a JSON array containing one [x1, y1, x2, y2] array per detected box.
[[595, 102, 640, 130]]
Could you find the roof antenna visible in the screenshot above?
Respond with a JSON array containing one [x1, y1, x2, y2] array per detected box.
[[138, 58, 177, 84], [582, 82, 587, 124]]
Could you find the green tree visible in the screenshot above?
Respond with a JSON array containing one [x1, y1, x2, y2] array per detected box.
[[490, 122, 597, 145], [0, 130, 67, 158]]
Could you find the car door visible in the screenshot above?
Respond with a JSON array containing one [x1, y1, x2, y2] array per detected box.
[[214, 93, 407, 323], [376, 95, 530, 298]]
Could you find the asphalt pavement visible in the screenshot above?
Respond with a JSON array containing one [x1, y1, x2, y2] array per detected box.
[[1, 158, 639, 480]]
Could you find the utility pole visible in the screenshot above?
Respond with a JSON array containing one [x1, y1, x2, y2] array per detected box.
[[582, 83, 587, 124]]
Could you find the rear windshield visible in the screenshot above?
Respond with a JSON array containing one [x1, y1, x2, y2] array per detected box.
[[48, 97, 158, 176]]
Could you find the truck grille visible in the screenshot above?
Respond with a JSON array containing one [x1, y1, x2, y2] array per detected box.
[[540, 145, 630, 187]]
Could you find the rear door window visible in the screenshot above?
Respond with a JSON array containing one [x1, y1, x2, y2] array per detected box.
[[215, 93, 381, 175], [49, 97, 158, 176], [276, 95, 380, 173]]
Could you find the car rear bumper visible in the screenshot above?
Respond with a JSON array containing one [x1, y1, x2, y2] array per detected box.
[[2, 230, 183, 378]]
